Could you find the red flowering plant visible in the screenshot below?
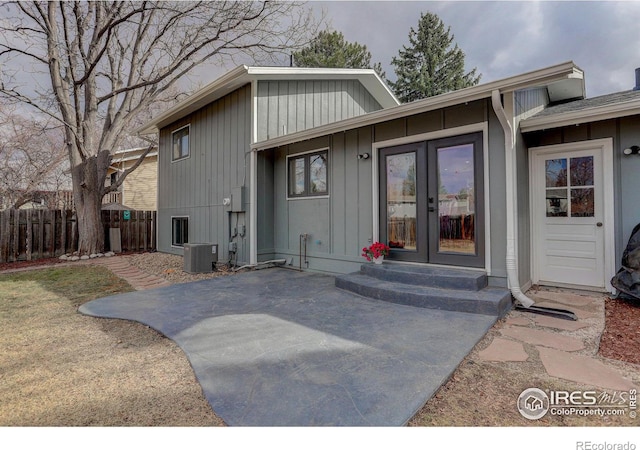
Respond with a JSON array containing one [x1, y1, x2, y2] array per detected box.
[[361, 242, 391, 261]]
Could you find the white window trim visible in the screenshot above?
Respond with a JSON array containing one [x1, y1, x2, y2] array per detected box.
[[171, 124, 191, 163], [171, 215, 189, 249], [371, 122, 491, 274], [286, 147, 330, 200]]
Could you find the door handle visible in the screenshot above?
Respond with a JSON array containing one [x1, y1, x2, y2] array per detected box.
[[596, 222, 603, 227], [428, 207, 436, 212]]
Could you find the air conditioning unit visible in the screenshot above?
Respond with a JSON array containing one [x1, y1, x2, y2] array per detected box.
[[183, 243, 217, 273]]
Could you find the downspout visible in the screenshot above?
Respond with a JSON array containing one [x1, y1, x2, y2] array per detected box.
[[490, 90, 535, 308]]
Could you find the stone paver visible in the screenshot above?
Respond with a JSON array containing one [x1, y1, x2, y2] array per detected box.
[[532, 315, 590, 331], [505, 317, 530, 326], [501, 326, 585, 351], [537, 346, 638, 391], [530, 291, 597, 307], [478, 338, 529, 362]]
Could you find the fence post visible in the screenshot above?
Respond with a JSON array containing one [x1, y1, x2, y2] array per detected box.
[[26, 210, 32, 261], [38, 209, 45, 259], [0, 210, 8, 263], [14, 210, 21, 262]]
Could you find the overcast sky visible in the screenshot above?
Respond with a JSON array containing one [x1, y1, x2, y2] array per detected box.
[[306, 0, 640, 97]]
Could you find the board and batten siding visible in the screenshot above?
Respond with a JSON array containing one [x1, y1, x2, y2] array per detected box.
[[269, 132, 375, 274], [256, 80, 383, 142], [157, 84, 252, 263], [265, 98, 512, 285]]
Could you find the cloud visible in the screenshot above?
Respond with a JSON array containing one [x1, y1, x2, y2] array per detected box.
[[315, 0, 640, 96]]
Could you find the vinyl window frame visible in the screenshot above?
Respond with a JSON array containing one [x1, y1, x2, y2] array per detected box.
[[286, 148, 330, 200], [171, 124, 191, 162], [171, 216, 189, 248]]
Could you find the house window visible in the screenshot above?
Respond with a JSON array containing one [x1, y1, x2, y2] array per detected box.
[[288, 149, 328, 198], [172, 217, 188, 247], [172, 125, 190, 161]]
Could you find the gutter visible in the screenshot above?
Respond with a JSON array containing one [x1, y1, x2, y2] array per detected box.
[[490, 90, 535, 308]]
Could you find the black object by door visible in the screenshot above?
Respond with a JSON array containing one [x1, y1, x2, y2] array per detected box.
[[379, 132, 484, 268]]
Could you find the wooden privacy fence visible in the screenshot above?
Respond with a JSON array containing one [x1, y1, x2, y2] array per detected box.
[[0, 209, 77, 263], [0, 209, 156, 263], [102, 210, 156, 254]]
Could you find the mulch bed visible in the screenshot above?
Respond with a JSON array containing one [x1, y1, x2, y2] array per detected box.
[[0, 257, 67, 272], [599, 296, 640, 366]]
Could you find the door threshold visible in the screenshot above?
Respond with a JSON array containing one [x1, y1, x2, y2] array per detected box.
[[533, 281, 609, 294]]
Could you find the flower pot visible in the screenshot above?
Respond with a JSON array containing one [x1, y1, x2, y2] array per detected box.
[[373, 256, 384, 265]]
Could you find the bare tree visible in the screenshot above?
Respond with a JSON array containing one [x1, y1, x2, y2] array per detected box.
[[0, 107, 71, 210], [0, 1, 317, 254]]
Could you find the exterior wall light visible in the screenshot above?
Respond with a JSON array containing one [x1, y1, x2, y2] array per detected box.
[[623, 145, 640, 156], [358, 153, 370, 160]]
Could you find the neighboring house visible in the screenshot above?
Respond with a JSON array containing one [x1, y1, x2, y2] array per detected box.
[[136, 65, 399, 264], [139, 61, 640, 299], [105, 146, 158, 211]]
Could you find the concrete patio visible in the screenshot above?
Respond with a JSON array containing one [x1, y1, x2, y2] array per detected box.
[[79, 267, 497, 426]]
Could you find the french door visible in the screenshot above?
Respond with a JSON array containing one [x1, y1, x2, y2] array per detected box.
[[379, 133, 485, 268]]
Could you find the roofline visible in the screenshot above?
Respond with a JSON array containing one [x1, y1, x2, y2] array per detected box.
[[252, 61, 583, 150], [111, 152, 158, 164], [520, 97, 640, 132], [135, 65, 399, 136], [113, 146, 158, 155]]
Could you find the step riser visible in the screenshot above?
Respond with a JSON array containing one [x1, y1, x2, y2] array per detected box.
[[361, 264, 487, 291], [335, 277, 512, 317]]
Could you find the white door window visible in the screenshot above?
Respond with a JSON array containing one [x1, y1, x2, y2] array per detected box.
[[530, 139, 614, 291]]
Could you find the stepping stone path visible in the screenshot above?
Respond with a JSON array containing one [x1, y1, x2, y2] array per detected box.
[[478, 289, 638, 391], [92, 255, 172, 291]]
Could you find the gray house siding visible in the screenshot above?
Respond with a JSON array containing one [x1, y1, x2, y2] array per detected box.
[[256, 80, 383, 141], [157, 84, 252, 263], [262, 99, 511, 285], [522, 115, 640, 273]]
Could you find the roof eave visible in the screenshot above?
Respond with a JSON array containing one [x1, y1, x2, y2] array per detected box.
[[135, 65, 400, 136], [135, 65, 251, 136], [520, 99, 640, 133], [252, 61, 583, 150]]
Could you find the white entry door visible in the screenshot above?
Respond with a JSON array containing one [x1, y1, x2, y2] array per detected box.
[[530, 139, 614, 291]]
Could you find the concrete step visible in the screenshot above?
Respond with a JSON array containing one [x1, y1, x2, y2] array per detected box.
[[360, 263, 487, 291], [335, 272, 512, 317]]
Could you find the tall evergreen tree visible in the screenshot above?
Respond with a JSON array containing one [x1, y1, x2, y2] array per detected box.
[[292, 30, 385, 78], [390, 12, 481, 102]]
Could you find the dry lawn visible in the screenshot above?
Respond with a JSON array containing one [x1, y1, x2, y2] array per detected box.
[[0, 266, 223, 426]]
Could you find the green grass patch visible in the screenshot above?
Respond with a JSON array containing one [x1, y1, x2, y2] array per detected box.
[[0, 266, 134, 307]]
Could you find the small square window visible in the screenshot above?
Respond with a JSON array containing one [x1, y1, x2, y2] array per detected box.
[[288, 150, 328, 198], [172, 125, 190, 161], [172, 217, 188, 247]]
